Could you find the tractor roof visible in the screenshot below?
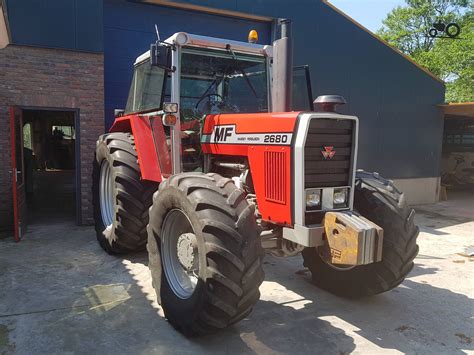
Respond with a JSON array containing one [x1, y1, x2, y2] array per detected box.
[[134, 32, 272, 66]]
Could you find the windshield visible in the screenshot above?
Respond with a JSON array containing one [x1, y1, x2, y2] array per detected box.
[[175, 48, 268, 122], [125, 61, 166, 114]]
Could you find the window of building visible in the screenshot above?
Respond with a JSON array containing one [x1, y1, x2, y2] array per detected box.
[[443, 117, 474, 152], [23, 122, 32, 150], [52, 125, 75, 139]]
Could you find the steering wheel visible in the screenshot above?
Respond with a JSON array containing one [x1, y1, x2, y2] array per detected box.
[[195, 93, 224, 110]]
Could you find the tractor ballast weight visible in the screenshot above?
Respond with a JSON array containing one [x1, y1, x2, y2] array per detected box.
[[92, 20, 419, 335]]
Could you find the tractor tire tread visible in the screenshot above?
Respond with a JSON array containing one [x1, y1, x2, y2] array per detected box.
[[147, 173, 264, 335], [302, 170, 419, 298], [93, 132, 157, 254]]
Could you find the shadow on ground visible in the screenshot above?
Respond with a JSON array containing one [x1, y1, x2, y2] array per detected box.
[[258, 258, 473, 354]]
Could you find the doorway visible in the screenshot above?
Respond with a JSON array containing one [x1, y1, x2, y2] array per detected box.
[[20, 109, 79, 225], [440, 103, 474, 200]]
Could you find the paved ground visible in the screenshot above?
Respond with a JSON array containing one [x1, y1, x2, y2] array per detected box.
[[1, 193, 473, 354]]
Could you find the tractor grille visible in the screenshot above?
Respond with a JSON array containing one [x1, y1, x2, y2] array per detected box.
[[304, 118, 354, 188]]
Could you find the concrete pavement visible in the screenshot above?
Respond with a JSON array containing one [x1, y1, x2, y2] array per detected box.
[[0, 194, 473, 354]]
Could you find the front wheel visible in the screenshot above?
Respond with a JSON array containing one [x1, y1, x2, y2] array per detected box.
[[302, 171, 419, 298], [446, 23, 461, 38], [147, 173, 264, 335]]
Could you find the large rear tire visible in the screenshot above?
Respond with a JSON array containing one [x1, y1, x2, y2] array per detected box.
[[147, 172, 264, 336], [302, 171, 419, 298], [92, 133, 157, 254]]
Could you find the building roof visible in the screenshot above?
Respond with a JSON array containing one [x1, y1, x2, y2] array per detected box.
[[138, 0, 273, 22], [439, 102, 474, 118]]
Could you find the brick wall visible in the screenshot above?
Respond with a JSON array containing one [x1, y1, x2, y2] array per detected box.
[[0, 45, 104, 228]]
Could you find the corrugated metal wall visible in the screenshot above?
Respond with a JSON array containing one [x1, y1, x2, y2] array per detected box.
[[5, 0, 103, 52], [308, 2, 446, 180], [103, 0, 272, 131]]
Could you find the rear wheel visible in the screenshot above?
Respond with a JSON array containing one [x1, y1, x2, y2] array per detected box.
[[147, 172, 264, 335], [92, 132, 157, 254], [302, 171, 419, 298], [429, 28, 438, 37]]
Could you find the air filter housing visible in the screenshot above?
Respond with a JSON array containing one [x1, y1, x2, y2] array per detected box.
[[314, 95, 347, 113]]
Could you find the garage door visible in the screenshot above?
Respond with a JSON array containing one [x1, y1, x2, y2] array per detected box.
[[104, 0, 273, 129]]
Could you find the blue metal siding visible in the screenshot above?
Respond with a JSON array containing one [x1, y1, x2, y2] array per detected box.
[[311, 2, 445, 179], [103, 0, 272, 131], [5, 0, 102, 52], [75, 0, 104, 52]]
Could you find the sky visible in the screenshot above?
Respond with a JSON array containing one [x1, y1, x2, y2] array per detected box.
[[328, 0, 406, 33]]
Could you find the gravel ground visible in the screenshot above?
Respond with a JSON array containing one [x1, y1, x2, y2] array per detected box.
[[0, 193, 473, 354]]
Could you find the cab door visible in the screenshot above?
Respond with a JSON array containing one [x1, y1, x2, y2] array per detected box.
[[10, 106, 27, 241]]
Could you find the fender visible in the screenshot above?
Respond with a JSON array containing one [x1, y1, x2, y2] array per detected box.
[[109, 114, 171, 182]]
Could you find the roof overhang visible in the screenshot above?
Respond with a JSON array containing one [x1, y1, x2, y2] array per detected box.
[[132, 0, 273, 22], [0, 0, 11, 49], [439, 102, 474, 119]]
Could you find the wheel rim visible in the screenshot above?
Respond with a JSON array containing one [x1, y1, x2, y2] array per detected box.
[[161, 209, 199, 299], [99, 159, 115, 227]]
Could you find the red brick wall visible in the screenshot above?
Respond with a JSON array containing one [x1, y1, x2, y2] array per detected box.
[[0, 45, 104, 228]]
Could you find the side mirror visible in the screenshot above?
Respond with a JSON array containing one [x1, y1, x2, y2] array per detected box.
[[150, 43, 172, 70]]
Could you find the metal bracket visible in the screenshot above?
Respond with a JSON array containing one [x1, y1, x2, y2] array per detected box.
[[282, 224, 325, 247]]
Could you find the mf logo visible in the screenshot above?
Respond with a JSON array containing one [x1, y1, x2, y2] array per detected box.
[[214, 126, 234, 142], [321, 146, 336, 160]]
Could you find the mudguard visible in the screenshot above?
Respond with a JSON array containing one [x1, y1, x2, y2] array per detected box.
[[109, 114, 171, 182]]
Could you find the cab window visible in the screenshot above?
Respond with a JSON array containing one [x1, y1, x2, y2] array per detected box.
[[125, 61, 166, 114]]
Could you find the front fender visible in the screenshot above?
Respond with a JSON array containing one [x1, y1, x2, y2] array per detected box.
[[110, 114, 171, 182]]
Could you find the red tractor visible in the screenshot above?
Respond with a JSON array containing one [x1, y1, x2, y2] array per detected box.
[[92, 21, 419, 336]]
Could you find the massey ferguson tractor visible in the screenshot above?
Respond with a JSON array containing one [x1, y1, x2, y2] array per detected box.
[[92, 20, 419, 336]]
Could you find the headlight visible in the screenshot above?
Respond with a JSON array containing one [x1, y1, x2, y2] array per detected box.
[[306, 189, 321, 209], [333, 188, 348, 206]]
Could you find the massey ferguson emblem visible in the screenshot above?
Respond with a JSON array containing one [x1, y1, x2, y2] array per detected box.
[[322, 146, 336, 160], [202, 124, 293, 146], [214, 126, 234, 142]]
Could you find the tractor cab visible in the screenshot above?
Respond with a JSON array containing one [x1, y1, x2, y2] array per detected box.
[[123, 33, 275, 173], [125, 35, 271, 119], [121, 29, 314, 174]]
